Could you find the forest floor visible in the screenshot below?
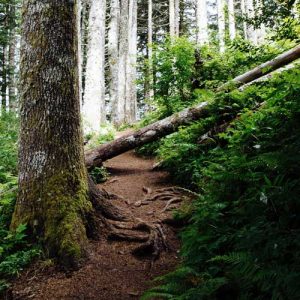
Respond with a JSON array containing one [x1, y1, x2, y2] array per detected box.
[[9, 133, 182, 300]]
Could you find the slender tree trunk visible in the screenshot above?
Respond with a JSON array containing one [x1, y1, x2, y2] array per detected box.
[[241, 0, 248, 39], [228, 0, 236, 40], [217, 0, 225, 52], [146, 0, 154, 104], [196, 0, 209, 45], [117, 0, 129, 125], [8, 31, 16, 112], [108, 0, 120, 125], [11, 0, 91, 268], [82, 0, 107, 132], [169, 0, 175, 38], [246, 0, 258, 44], [1, 45, 7, 112], [125, 0, 137, 123]]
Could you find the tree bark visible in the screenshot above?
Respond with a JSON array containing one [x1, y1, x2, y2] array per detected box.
[[169, 0, 175, 38], [85, 49, 300, 168], [228, 0, 236, 40], [217, 0, 225, 53], [85, 102, 210, 168], [125, 0, 137, 123], [117, 0, 129, 126], [82, 0, 107, 132], [220, 44, 300, 89], [196, 0, 209, 45], [108, 0, 120, 125], [11, 0, 91, 268]]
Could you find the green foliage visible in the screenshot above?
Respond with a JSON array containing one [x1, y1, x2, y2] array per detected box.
[[85, 124, 116, 150], [143, 68, 300, 299], [0, 114, 40, 295], [153, 37, 196, 116], [89, 167, 110, 184]]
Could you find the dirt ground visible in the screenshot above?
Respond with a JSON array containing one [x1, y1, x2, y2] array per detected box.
[[9, 150, 182, 300]]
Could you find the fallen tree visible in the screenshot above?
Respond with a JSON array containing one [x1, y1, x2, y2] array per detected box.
[[220, 44, 300, 90], [85, 46, 300, 169]]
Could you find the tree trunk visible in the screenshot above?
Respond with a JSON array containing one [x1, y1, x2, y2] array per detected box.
[[125, 0, 137, 123], [108, 0, 120, 125], [220, 44, 300, 89], [11, 0, 91, 268], [85, 48, 300, 168], [117, 0, 129, 126], [85, 102, 210, 168], [228, 0, 236, 40], [169, 0, 175, 38], [241, 0, 248, 40], [217, 0, 225, 53], [196, 0, 209, 45], [246, 0, 258, 44], [1, 45, 7, 112], [145, 0, 154, 104], [82, 0, 107, 133]]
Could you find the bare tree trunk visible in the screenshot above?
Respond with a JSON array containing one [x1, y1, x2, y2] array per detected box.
[[246, 0, 258, 44], [241, 0, 248, 39], [117, 0, 129, 126], [146, 0, 154, 104], [125, 0, 137, 123], [196, 0, 209, 45], [228, 0, 236, 40], [82, 0, 107, 133], [108, 0, 120, 125], [77, 0, 83, 109], [217, 0, 225, 52], [169, 0, 175, 38], [11, 0, 91, 268]]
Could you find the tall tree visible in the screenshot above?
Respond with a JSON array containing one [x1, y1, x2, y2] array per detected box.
[[146, 0, 154, 103], [117, 0, 129, 125], [246, 0, 258, 44], [196, 0, 209, 45], [108, 0, 120, 125], [241, 0, 248, 39], [11, 0, 91, 267], [228, 0, 236, 40], [169, 0, 176, 37], [218, 0, 225, 52], [82, 0, 107, 132], [125, 0, 137, 123]]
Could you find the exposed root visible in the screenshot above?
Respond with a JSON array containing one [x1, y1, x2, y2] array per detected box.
[[88, 177, 169, 259], [134, 186, 198, 213]]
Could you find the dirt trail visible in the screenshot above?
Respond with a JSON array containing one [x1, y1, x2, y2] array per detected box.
[[11, 148, 181, 300]]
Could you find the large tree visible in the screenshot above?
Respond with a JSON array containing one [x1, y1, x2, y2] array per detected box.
[[11, 0, 92, 267]]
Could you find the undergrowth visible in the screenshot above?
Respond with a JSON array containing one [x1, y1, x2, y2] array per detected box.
[[0, 114, 40, 295], [142, 67, 300, 299]]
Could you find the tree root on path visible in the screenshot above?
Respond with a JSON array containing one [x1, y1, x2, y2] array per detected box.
[[134, 186, 198, 213], [87, 177, 169, 260]]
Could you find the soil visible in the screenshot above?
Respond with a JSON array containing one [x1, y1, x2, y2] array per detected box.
[[9, 143, 182, 300]]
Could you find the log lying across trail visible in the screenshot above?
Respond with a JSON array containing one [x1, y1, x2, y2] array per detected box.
[[85, 101, 210, 168], [85, 45, 300, 169]]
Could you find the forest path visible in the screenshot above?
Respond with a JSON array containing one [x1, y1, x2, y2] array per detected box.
[[11, 138, 181, 299]]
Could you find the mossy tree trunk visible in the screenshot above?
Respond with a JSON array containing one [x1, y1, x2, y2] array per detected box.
[[11, 0, 92, 268]]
